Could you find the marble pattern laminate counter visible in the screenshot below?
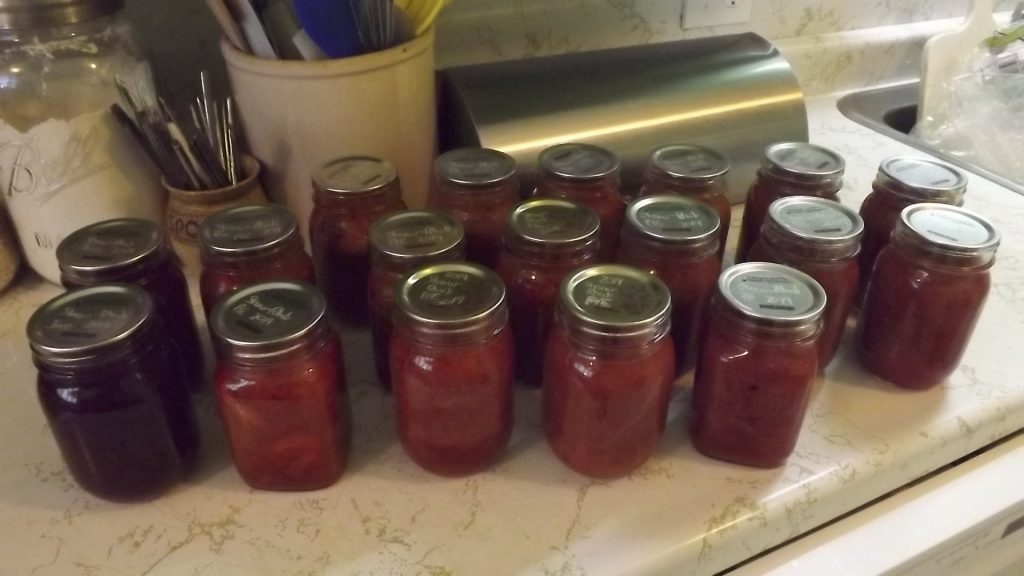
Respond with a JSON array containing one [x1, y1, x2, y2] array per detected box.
[[2, 94, 1023, 576]]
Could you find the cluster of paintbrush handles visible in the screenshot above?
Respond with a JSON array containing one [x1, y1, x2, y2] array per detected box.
[[111, 72, 243, 192], [205, 0, 450, 60]]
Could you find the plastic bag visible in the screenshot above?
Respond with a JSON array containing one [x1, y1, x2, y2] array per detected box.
[[914, 35, 1024, 184]]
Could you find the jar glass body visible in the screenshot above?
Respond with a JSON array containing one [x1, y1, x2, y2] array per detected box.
[[737, 174, 839, 262], [36, 339, 199, 501], [310, 187, 406, 325], [748, 239, 859, 370], [543, 320, 675, 478], [427, 181, 518, 268], [857, 239, 991, 390], [535, 173, 623, 259], [495, 247, 596, 386], [640, 176, 731, 261], [390, 321, 514, 476], [690, 305, 820, 468], [200, 237, 316, 316], [0, 14, 163, 282], [617, 239, 720, 374], [214, 335, 348, 490], [62, 251, 205, 390]]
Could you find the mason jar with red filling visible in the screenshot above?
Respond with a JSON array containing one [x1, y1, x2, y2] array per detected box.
[[57, 218, 205, 390], [640, 144, 732, 261], [857, 204, 998, 390], [544, 265, 675, 478], [617, 195, 721, 374], [310, 156, 408, 325], [368, 210, 465, 388], [494, 198, 601, 386], [210, 281, 348, 491], [748, 196, 863, 370], [691, 263, 826, 468], [736, 142, 845, 262], [199, 204, 315, 317], [857, 157, 967, 301], [391, 263, 514, 476], [28, 285, 199, 501], [534, 143, 623, 258], [427, 148, 519, 268]]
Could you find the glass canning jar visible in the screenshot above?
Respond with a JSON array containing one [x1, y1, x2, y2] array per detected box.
[[210, 281, 349, 491], [857, 204, 998, 390], [534, 143, 623, 259], [639, 144, 731, 260], [368, 209, 465, 388], [748, 197, 863, 369], [310, 156, 407, 325], [199, 203, 314, 317], [736, 142, 845, 262], [494, 198, 601, 386], [691, 263, 826, 468], [1, 0, 163, 283], [427, 147, 519, 268], [27, 284, 199, 501], [391, 263, 514, 476], [857, 157, 967, 300], [544, 264, 675, 479], [617, 195, 721, 374], [57, 218, 205, 389]]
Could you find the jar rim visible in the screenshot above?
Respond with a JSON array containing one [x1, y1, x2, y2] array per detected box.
[[57, 218, 163, 279], [505, 198, 600, 250], [209, 281, 329, 360], [898, 203, 1000, 257], [716, 262, 827, 326], [538, 143, 620, 181], [876, 156, 967, 202], [764, 196, 864, 251], [313, 156, 397, 195], [369, 209, 465, 264], [435, 147, 517, 186], [199, 204, 300, 257], [559, 264, 672, 335], [761, 142, 845, 185], [395, 262, 506, 331], [648, 143, 730, 180], [625, 195, 720, 246]]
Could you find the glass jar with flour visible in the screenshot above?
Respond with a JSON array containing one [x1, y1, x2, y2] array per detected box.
[[0, 0, 163, 283]]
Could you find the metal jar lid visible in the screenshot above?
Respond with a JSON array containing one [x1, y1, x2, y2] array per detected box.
[[624, 195, 721, 247], [559, 264, 671, 338], [27, 284, 153, 366], [57, 218, 163, 281], [506, 198, 601, 252], [898, 203, 1000, 258], [875, 157, 967, 204], [648, 144, 730, 183], [209, 281, 330, 361], [0, 0, 122, 30], [200, 204, 300, 258], [369, 210, 465, 266], [538, 143, 620, 181], [435, 148, 517, 187], [761, 142, 845, 186], [313, 156, 398, 196], [717, 263, 827, 327], [763, 196, 864, 259], [395, 263, 506, 333]]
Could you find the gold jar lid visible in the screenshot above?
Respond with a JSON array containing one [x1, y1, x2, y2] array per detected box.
[[539, 143, 620, 181], [200, 204, 300, 259], [313, 156, 398, 195], [395, 262, 507, 334], [648, 143, 730, 183], [505, 198, 600, 254], [57, 218, 164, 282], [625, 195, 720, 247], [435, 148, 517, 187], [210, 281, 330, 361], [559, 264, 671, 338], [369, 210, 465, 267]]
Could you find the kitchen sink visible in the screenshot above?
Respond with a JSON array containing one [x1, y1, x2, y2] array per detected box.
[[837, 81, 1024, 196]]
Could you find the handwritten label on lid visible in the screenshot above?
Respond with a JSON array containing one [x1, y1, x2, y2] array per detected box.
[[655, 147, 726, 177], [776, 202, 856, 238], [570, 272, 665, 324], [726, 270, 819, 320], [544, 146, 617, 177], [208, 211, 287, 248], [406, 269, 500, 321], [319, 158, 394, 192], [223, 290, 314, 343], [635, 202, 717, 239], [888, 158, 962, 190], [440, 150, 513, 184], [516, 204, 597, 241], [60, 221, 159, 269], [32, 289, 148, 351], [773, 145, 840, 173], [907, 208, 993, 247]]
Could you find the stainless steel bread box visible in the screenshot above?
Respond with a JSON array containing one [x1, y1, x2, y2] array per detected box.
[[438, 33, 808, 203]]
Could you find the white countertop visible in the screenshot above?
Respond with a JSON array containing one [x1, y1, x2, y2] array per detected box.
[[2, 92, 1024, 576]]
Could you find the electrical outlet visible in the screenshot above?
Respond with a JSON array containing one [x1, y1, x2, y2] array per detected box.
[[682, 0, 753, 28]]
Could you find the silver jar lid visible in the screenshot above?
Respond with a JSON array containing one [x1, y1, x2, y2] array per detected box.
[[0, 0, 122, 30], [369, 210, 465, 266], [717, 263, 827, 326], [539, 143, 620, 181], [648, 144, 730, 181], [762, 142, 845, 186], [559, 264, 671, 337], [625, 195, 720, 246], [313, 156, 398, 195], [506, 198, 600, 250], [875, 157, 967, 204], [57, 218, 163, 280], [200, 204, 299, 258], [435, 148, 517, 186], [27, 284, 153, 365], [396, 263, 506, 332], [763, 196, 863, 258], [899, 203, 1000, 258], [209, 281, 329, 360]]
